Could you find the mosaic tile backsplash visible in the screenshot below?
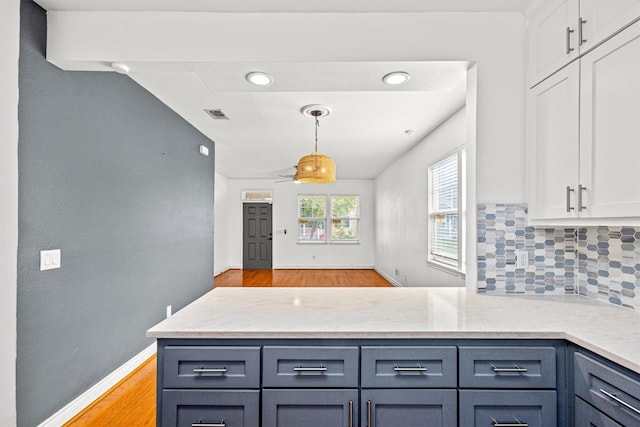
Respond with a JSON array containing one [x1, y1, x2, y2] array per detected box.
[[477, 204, 639, 311]]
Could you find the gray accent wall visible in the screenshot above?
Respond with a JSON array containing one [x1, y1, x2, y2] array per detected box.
[[17, 1, 215, 425]]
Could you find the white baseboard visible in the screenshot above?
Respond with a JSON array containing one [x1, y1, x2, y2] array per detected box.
[[38, 342, 157, 427], [374, 266, 403, 287], [214, 266, 231, 277], [274, 265, 375, 269]]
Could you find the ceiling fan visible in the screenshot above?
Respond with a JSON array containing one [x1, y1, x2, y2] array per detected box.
[[274, 165, 298, 183]]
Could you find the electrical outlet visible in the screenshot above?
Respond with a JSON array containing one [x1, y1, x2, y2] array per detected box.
[[516, 250, 528, 269]]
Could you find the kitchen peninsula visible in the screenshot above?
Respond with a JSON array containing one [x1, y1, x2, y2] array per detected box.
[[148, 288, 640, 426]]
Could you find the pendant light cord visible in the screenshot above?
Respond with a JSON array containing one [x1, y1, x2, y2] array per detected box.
[[314, 115, 319, 152]]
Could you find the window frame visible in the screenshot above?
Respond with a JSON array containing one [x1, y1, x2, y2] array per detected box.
[[297, 194, 361, 244], [297, 194, 327, 243], [329, 194, 360, 243], [427, 147, 466, 277]]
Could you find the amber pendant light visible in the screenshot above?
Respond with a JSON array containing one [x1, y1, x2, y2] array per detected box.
[[294, 105, 336, 184]]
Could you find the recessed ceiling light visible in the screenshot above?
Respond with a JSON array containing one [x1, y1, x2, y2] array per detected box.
[[382, 72, 410, 86], [110, 62, 130, 74], [246, 72, 273, 86]]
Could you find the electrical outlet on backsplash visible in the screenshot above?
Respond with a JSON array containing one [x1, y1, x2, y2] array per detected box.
[[477, 203, 639, 311]]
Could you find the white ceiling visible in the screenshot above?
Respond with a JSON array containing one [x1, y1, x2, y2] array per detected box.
[[34, 0, 534, 180], [36, 0, 532, 13]]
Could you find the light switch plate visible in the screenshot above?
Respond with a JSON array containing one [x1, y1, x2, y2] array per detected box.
[[40, 249, 61, 271]]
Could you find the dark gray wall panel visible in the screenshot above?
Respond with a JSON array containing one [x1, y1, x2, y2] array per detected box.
[[17, 1, 215, 425]]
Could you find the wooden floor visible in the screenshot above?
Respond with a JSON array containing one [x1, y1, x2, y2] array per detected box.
[[64, 354, 156, 427], [67, 269, 391, 425], [215, 268, 393, 287]]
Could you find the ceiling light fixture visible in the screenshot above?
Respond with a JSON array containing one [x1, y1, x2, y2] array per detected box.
[[382, 71, 410, 86], [246, 72, 273, 86], [294, 105, 336, 184], [110, 62, 130, 75]]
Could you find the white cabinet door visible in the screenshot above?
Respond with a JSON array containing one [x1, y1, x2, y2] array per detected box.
[[579, 20, 640, 219], [527, 61, 580, 220], [579, 0, 640, 52], [529, 0, 580, 86]]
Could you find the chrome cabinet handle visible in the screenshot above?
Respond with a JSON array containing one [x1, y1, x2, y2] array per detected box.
[[491, 365, 528, 373], [566, 27, 575, 54], [600, 388, 640, 415], [492, 418, 528, 427], [493, 423, 528, 427], [367, 400, 372, 427], [293, 366, 328, 372], [193, 367, 227, 374], [579, 17, 587, 45], [578, 184, 587, 212], [393, 366, 428, 372], [566, 186, 575, 212], [192, 422, 226, 427], [349, 400, 353, 427]]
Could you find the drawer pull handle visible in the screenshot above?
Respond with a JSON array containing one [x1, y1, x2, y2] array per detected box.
[[492, 418, 528, 427], [600, 388, 640, 415], [367, 400, 372, 427], [349, 400, 353, 427], [293, 366, 328, 372], [193, 367, 227, 374], [493, 423, 528, 427], [393, 366, 428, 372], [491, 365, 528, 373], [192, 422, 226, 427]]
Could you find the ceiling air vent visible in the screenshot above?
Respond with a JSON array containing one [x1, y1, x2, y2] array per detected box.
[[205, 109, 230, 120]]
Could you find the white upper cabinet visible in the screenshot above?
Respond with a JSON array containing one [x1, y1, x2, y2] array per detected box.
[[527, 62, 580, 221], [580, 0, 640, 51], [529, 0, 580, 87], [528, 0, 640, 86], [527, 19, 640, 224], [579, 21, 640, 219]]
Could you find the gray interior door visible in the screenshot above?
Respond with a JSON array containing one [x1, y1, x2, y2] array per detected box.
[[243, 203, 272, 269]]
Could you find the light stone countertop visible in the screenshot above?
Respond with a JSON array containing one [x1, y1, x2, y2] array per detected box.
[[147, 287, 640, 374]]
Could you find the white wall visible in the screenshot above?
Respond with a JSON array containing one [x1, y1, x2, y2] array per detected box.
[[0, 0, 19, 424], [375, 107, 469, 288], [225, 179, 375, 269], [214, 172, 230, 276]]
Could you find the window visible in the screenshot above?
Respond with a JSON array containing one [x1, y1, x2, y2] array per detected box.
[[298, 195, 360, 243], [331, 195, 359, 241], [428, 148, 465, 276], [298, 195, 326, 241]]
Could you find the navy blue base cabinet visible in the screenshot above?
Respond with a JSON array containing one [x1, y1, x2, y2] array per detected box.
[[155, 339, 577, 427], [571, 346, 640, 427]]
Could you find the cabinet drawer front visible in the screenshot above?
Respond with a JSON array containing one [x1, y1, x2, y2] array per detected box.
[[361, 346, 457, 388], [459, 346, 556, 389], [575, 397, 623, 427], [163, 346, 260, 389], [362, 389, 457, 427], [161, 390, 259, 427], [574, 352, 640, 426], [263, 346, 359, 388], [262, 389, 358, 427], [459, 390, 557, 427]]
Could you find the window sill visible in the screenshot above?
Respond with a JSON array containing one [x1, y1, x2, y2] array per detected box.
[[426, 260, 466, 279], [296, 240, 361, 245]]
